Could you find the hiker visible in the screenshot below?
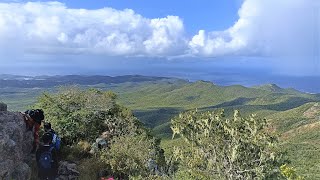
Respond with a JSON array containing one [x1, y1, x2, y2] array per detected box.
[[21, 109, 45, 153], [44, 122, 61, 151], [36, 132, 58, 180]]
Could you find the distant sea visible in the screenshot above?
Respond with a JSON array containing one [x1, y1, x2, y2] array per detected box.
[[153, 71, 320, 94], [96, 63, 320, 93], [91, 58, 320, 93], [2, 57, 320, 93]]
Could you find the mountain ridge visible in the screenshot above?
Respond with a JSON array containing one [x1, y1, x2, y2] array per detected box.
[[0, 74, 312, 95], [0, 74, 175, 88]]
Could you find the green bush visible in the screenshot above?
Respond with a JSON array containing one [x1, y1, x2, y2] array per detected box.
[[34, 87, 139, 145], [100, 133, 166, 179], [280, 164, 304, 180], [34, 87, 167, 179], [171, 109, 287, 179]]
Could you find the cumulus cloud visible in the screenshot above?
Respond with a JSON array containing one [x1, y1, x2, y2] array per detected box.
[[0, 0, 319, 59], [0, 1, 186, 57], [189, 0, 320, 57]]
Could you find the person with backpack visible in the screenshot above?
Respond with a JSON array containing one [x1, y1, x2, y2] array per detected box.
[[21, 109, 45, 153], [44, 122, 61, 151], [36, 132, 58, 180]]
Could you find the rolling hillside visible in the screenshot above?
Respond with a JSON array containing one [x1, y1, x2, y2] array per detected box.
[[106, 79, 320, 138], [1, 75, 320, 178], [1, 75, 319, 134], [266, 103, 320, 179]]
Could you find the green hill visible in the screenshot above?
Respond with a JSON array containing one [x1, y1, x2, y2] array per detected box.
[[252, 83, 301, 94], [107, 80, 319, 131], [115, 80, 272, 109], [1, 75, 320, 178], [109, 79, 320, 179], [3, 77, 319, 136], [266, 103, 320, 179]]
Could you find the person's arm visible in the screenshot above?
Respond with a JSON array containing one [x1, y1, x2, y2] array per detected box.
[[20, 111, 33, 128], [22, 110, 32, 120]]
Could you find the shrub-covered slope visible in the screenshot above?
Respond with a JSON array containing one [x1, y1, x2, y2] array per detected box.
[[266, 103, 320, 179]]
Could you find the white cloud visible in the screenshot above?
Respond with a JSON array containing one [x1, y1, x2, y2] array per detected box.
[[189, 0, 320, 57], [0, 2, 186, 57], [143, 16, 186, 55], [0, 0, 319, 59]]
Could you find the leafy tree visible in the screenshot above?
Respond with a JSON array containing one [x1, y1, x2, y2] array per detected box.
[[35, 87, 140, 145], [35, 87, 167, 179], [171, 109, 286, 179]]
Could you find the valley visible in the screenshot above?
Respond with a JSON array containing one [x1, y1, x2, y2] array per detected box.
[[1, 75, 319, 178]]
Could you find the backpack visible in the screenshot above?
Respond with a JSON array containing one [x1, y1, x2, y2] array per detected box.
[[51, 133, 61, 151], [48, 129, 61, 151], [38, 147, 54, 169]]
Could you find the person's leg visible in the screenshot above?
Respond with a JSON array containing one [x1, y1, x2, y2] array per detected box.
[[31, 123, 40, 154]]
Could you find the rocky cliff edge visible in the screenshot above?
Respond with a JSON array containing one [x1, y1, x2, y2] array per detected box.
[[0, 103, 33, 179]]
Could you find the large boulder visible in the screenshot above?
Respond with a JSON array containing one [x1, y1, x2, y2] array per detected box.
[[0, 103, 7, 111], [56, 161, 80, 180], [0, 106, 33, 180]]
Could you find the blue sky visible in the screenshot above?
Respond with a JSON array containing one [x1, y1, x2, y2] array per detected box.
[[18, 0, 241, 34], [0, 0, 319, 80], [63, 0, 241, 34]]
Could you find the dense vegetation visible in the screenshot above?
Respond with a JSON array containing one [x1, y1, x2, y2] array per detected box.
[[34, 87, 138, 144], [34, 87, 166, 179], [266, 103, 320, 179], [171, 110, 286, 179], [0, 76, 319, 179], [29, 87, 305, 179]]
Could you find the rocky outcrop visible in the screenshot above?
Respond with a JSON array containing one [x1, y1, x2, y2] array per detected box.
[[56, 161, 80, 180], [0, 102, 7, 111], [0, 104, 33, 180]]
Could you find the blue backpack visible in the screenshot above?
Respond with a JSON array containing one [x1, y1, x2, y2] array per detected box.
[[51, 133, 61, 151], [39, 147, 54, 169]]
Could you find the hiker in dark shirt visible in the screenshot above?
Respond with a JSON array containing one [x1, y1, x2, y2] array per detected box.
[[21, 109, 45, 153], [44, 122, 61, 151], [36, 132, 58, 180]]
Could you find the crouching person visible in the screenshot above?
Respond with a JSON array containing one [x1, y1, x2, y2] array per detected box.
[[21, 109, 45, 153], [36, 133, 58, 180]]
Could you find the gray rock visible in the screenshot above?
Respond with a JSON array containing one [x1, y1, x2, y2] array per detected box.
[[12, 163, 31, 180], [56, 161, 80, 180], [90, 137, 108, 154], [0, 103, 7, 111], [0, 111, 33, 179]]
